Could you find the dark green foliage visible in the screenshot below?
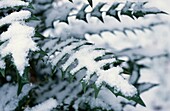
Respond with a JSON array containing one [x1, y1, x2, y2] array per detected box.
[[68, 0, 93, 7], [106, 2, 120, 21], [91, 2, 105, 22], [48, 38, 145, 106], [121, 1, 134, 19], [0, 0, 167, 111], [64, 1, 166, 23], [88, 0, 93, 7]]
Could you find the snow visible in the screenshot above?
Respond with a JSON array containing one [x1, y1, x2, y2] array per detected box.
[[0, 0, 37, 76], [48, 38, 79, 55], [0, 0, 169, 111], [96, 67, 137, 97], [50, 40, 87, 67], [0, 22, 38, 75], [0, 59, 5, 69], [84, 0, 170, 110], [133, 2, 162, 14], [25, 98, 58, 111], [89, 97, 114, 110], [62, 45, 106, 74], [0, 6, 38, 76], [61, 45, 137, 97], [0, 10, 31, 27], [122, 1, 133, 12], [50, 13, 163, 40], [39, 0, 170, 110], [0, 0, 29, 9], [0, 84, 33, 111], [45, 2, 74, 27]]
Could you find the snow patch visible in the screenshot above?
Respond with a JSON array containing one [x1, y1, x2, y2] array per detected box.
[[0, 59, 5, 69], [0, 0, 29, 9], [0, 10, 31, 27], [25, 98, 58, 111], [0, 22, 38, 76]]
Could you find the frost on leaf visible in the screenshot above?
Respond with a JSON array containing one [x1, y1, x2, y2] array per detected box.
[[133, 2, 166, 18], [96, 68, 137, 97], [62, 45, 137, 97]]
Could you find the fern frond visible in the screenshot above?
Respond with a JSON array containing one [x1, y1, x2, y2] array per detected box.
[[68, 0, 93, 7], [0, 0, 39, 77], [49, 17, 164, 39], [0, 0, 42, 95], [48, 38, 145, 106], [39, 1, 166, 39], [0, 0, 29, 9], [53, 1, 166, 24], [0, 83, 33, 111]]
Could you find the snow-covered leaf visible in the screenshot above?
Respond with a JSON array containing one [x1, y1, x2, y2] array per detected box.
[[106, 2, 120, 21], [133, 2, 167, 18], [76, 4, 88, 22], [121, 1, 134, 19], [24, 98, 58, 111], [0, 22, 38, 76], [87, 0, 93, 7], [0, 83, 33, 111], [68, 0, 93, 7], [106, 84, 145, 106], [91, 3, 105, 22], [49, 39, 140, 105]]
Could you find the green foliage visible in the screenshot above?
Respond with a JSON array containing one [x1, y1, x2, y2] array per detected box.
[[0, 68, 5, 77], [0, 0, 167, 111], [76, 4, 88, 22], [91, 2, 105, 22], [49, 38, 145, 106], [106, 2, 120, 21], [106, 84, 145, 107], [64, 1, 166, 23]]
